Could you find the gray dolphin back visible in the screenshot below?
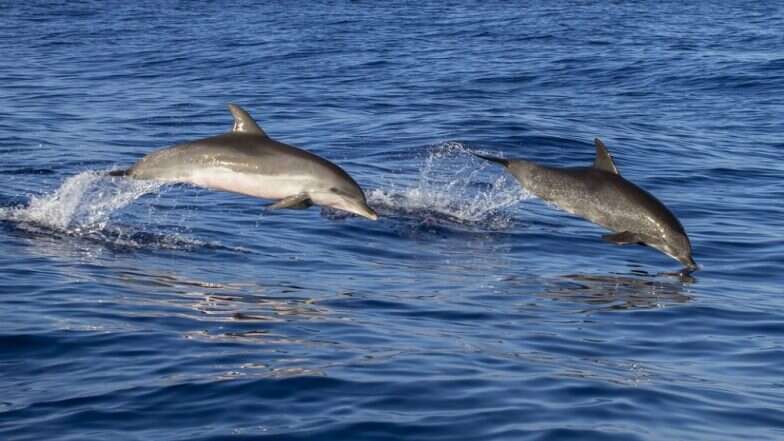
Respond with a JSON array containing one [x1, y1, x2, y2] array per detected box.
[[127, 133, 353, 185]]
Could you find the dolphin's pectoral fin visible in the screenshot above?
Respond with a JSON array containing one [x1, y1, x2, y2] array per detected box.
[[267, 193, 313, 210], [602, 231, 644, 245]]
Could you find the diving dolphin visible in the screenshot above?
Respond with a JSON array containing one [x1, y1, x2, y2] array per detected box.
[[110, 104, 378, 220], [474, 139, 696, 271]]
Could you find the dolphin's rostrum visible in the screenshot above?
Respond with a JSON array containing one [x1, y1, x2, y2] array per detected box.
[[474, 139, 697, 271], [111, 104, 378, 220]]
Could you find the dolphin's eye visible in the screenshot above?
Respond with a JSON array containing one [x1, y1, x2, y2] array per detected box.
[[330, 187, 339, 193]]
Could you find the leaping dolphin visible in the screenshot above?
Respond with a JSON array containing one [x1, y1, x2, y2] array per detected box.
[[474, 139, 697, 271], [110, 104, 378, 220]]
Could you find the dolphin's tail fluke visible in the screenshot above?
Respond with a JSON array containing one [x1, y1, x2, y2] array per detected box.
[[107, 169, 129, 177], [472, 151, 510, 167]]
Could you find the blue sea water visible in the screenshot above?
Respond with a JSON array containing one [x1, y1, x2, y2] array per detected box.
[[1, 1, 783, 440]]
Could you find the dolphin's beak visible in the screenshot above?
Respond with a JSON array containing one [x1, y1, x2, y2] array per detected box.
[[681, 256, 698, 272], [341, 197, 378, 220], [315, 191, 379, 221], [357, 205, 379, 221]]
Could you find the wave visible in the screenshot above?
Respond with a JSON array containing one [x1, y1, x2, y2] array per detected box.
[[0, 170, 161, 233], [367, 142, 529, 230], [0, 171, 248, 253]]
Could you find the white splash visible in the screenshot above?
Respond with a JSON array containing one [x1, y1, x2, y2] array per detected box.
[[367, 142, 529, 230], [1, 171, 162, 234]]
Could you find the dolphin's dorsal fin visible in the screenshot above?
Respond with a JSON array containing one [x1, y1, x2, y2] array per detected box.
[[593, 138, 619, 175], [227, 103, 268, 137]]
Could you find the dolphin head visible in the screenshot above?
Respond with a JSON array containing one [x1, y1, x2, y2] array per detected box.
[[653, 230, 697, 272], [310, 183, 378, 221]]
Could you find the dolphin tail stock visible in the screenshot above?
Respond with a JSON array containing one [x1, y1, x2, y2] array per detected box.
[[471, 151, 510, 167], [106, 169, 130, 177]]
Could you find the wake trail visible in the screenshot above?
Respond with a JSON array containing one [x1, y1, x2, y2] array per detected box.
[[0, 171, 243, 252], [0, 171, 162, 233], [367, 142, 530, 230]]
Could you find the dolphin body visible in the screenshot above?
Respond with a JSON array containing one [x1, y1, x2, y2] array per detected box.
[[111, 104, 378, 220], [474, 139, 697, 271]]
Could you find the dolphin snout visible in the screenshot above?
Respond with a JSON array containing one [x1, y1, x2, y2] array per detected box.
[[680, 255, 698, 272], [338, 195, 378, 220], [358, 205, 379, 221]]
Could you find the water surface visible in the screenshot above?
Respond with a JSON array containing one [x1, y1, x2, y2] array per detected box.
[[1, 2, 783, 440]]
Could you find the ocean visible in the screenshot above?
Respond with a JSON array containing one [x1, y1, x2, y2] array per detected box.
[[1, 2, 783, 440]]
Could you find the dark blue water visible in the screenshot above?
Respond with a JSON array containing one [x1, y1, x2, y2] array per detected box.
[[1, 2, 783, 440]]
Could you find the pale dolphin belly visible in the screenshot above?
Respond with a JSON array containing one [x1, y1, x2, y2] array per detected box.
[[187, 167, 316, 200]]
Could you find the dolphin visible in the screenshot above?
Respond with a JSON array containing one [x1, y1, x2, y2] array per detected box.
[[110, 104, 378, 220], [474, 139, 697, 271]]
